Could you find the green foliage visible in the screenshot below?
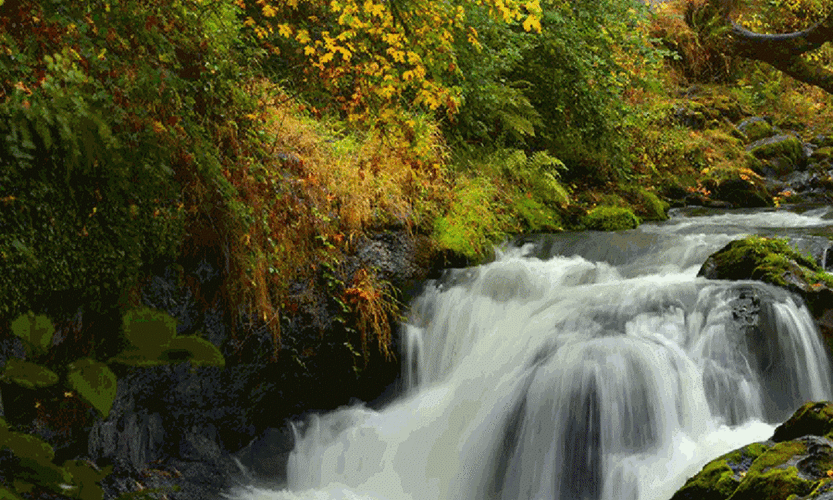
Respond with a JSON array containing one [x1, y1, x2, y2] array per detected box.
[[582, 206, 641, 231], [66, 359, 118, 418], [10, 312, 54, 357], [1, 417, 113, 500], [0, 0, 255, 320], [122, 308, 178, 354], [162, 337, 226, 368], [113, 307, 225, 367], [2, 359, 59, 390], [433, 176, 507, 260], [0, 308, 226, 498]]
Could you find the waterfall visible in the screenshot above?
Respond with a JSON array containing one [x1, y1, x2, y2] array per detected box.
[[232, 207, 833, 500]]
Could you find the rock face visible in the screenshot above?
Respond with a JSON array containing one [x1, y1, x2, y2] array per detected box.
[[0, 228, 436, 499], [672, 402, 833, 500]]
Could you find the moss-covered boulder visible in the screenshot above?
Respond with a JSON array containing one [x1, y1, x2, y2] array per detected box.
[[701, 166, 772, 208], [737, 117, 775, 143], [697, 236, 833, 320], [772, 402, 833, 443], [671, 442, 771, 500], [581, 206, 640, 231], [747, 135, 805, 174], [672, 407, 833, 500]]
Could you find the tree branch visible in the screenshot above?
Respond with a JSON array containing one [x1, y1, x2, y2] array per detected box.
[[722, 8, 833, 94]]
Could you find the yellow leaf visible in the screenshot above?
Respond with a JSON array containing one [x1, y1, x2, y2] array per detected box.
[[296, 29, 311, 44], [277, 23, 293, 37], [262, 4, 277, 17], [320, 52, 335, 64], [304, 45, 317, 56], [522, 15, 541, 32]]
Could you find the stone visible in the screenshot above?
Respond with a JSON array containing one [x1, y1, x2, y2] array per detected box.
[[738, 117, 775, 142], [747, 134, 805, 174]]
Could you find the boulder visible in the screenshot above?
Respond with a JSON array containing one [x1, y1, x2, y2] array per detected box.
[[747, 135, 806, 175], [737, 117, 775, 143], [672, 403, 833, 500], [698, 236, 833, 349]]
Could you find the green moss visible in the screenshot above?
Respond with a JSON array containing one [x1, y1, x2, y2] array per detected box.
[[748, 135, 803, 164], [700, 236, 820, 283], [634, 188, 670, 221], [582, 206, 640, 231], [672, 459, 739, 500], [811, 147, 833, 161], [773, 402, 833, 443], [511, 195, 562, 233], [672, 443, 771, 500], [730, 466, 816, 500], [741, 120, 774, 142]]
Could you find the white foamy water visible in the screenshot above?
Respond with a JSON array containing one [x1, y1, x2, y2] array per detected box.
[[231, 207, 833, 500]]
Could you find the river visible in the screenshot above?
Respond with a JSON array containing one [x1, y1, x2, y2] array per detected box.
[[231, 206, 833, 500]]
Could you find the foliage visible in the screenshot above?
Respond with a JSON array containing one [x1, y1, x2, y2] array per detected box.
[[0, 309, 224, 498], [239, 0, 542, 123], [517, 0, 667, 175], [0, 0, 255, 321], [433, 175, 508, 260]]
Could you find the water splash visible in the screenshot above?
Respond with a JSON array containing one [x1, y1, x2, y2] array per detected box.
[[231, 208, 833, 500]]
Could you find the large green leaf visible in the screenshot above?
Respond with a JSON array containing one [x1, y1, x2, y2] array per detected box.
[[122, 307, 177, 352], [163, 337, 225, 368], [3, 359, 59, 389], [67, 359, 117, 418], [1, 430, 55, 463], [10, 312, 54, 357], [0, 486, 25, 500]]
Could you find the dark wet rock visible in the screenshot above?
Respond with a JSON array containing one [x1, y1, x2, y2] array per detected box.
[[232, 425, 295, 483], [737, 117, 775, 142], [705, 177, 771, 208]]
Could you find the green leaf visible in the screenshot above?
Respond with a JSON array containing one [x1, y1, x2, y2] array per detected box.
[[1, 430, 55, 463], [3, 359, 59, 389], [63, 460, 111, 500], [108, 347, 166, 367], [10, 312, 54, 357], [162, 337, 225, 368], [122, 308, 177, 352], [67, 359, 117, 418]]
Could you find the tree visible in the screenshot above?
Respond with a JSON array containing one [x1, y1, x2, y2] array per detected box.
[[703, 0, 833, 94]]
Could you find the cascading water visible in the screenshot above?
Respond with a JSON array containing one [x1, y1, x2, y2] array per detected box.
[[233, 207, 833, 500]]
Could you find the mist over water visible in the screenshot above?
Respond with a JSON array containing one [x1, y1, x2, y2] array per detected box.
[[232, 207, 833, 500]]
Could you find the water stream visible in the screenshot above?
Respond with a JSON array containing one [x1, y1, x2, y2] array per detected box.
[[234, 207, 833, 500]]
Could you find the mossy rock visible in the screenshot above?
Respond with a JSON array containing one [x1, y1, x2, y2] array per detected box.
[[582, 206, 640, 231], [746, 135, 804, 171], [671, 442, 771, 500], [772, 402, 833, 443], [631, 189, 670, 221], [701, 166, 772, 208], [811, 147, 833, 162], [737, 117, 775, 143], [730, 464, 815, 500], [698, 236, 819, 285]]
